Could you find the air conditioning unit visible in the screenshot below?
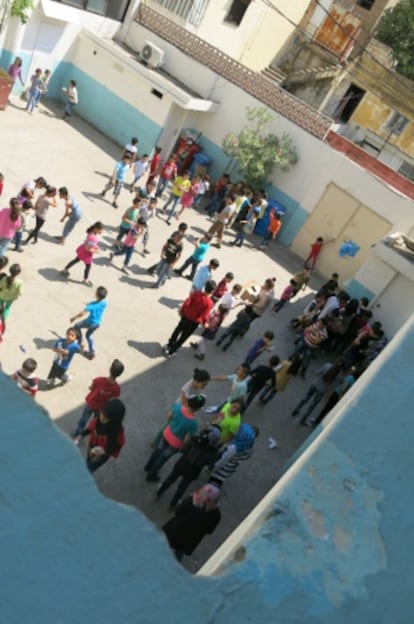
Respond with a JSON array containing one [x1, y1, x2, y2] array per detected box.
[[141, 41, 165, 69]]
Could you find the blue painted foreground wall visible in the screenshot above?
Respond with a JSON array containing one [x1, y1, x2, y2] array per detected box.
[[1, 315, 414, 623]]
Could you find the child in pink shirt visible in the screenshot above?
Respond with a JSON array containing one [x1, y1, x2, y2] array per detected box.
[[0, 198, 22, 256], [273, 278, 298, 314], [61, 221, 103, 286]]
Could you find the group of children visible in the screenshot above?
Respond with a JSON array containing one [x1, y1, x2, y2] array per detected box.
[[1, 139, 391, 567]]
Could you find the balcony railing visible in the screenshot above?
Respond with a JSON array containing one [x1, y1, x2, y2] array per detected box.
[[153, 0, 209, 26]]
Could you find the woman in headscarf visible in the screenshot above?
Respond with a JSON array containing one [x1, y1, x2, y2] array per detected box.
[[162, 484, 221, 562], [208, 423, 259, 488]]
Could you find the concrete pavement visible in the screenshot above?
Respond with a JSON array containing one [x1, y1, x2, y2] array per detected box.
[[1, 95, 325, 572]]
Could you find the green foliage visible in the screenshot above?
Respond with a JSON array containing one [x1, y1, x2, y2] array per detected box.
[[375, 0, 414, 80], [222, 107, 298, 189], [10, 0, 34, 24]]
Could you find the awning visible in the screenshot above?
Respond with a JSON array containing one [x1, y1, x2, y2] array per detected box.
[[40, 0, 80, 24]]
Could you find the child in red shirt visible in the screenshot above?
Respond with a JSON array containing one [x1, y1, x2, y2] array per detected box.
[[212, 272, 234, 302], [305, 236, 324, 269], [76, 398, 126, 473], [12, 358, 38, 398], [156, 155, 178, 198], [73, 359, 124, 437]]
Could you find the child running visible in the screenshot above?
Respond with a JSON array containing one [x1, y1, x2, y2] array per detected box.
[[69, 286, 108, 359], [12, 358, 38, 398], [46, 326, 81, 386], [73, 359, 124, 437], [101, 153, 132, 209], [61, 221, 103, 286], [109, 217, 146, 274], [75, 398, 126, 473]]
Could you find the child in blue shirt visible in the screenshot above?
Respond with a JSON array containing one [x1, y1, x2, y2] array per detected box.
[[101, 154, 132, 209], [243, 330, 275, 365], [46, 327, 81, 386], [70, 286, 108, 359]]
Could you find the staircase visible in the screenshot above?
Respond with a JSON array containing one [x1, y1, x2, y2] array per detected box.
[[284, 63, 341, 85], [261, 65, 287, 86]]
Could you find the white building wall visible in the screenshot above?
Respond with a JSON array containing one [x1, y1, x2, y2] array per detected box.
[[141, 0, 309, 71], [185, 79, 414, 233]]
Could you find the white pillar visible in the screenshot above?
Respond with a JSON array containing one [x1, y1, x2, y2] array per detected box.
[[117, 0, 141, 44]]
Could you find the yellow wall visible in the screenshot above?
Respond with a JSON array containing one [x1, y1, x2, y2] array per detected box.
[[351, 92, 414, 158], [291, 183, 392, 283]]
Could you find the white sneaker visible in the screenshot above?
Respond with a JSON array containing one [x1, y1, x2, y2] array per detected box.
[[268, 437, 277, 450]]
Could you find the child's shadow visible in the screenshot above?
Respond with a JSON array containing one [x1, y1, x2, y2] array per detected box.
[[158, 296, 182, 309], [93, 256, 111, 267], [38, 267, 68, 282], [82, 191, 105, 203], [127, 340, 164, 359], [33, 337, 56, 350], [93, 170, 111, 179], [119, 275, 149, 289]]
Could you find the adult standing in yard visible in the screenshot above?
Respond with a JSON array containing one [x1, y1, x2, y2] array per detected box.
[[248, 277, 276, 324], [163, 279, 216, 358], [162, 484, 221, 562], [62, 80, 78, 120], [55, 187, 82, 245]]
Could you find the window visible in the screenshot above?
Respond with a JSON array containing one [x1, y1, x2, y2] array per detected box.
[[384, 111, 409, 136], [398, 161, 414, 183], [333, 84, 366, 123], [54, 0, 130, 20], [224, 0, 251, 26], [356, 0, 376, 9], [154, 0, 209, 27]]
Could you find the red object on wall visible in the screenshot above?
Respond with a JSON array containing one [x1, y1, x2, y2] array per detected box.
[[174, 136, 202, 173]]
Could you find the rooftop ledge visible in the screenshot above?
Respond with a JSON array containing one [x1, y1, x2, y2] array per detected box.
[[80, 31, 219, 113], [373, 235, 414, 283], [325, 130, 414, 200]]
